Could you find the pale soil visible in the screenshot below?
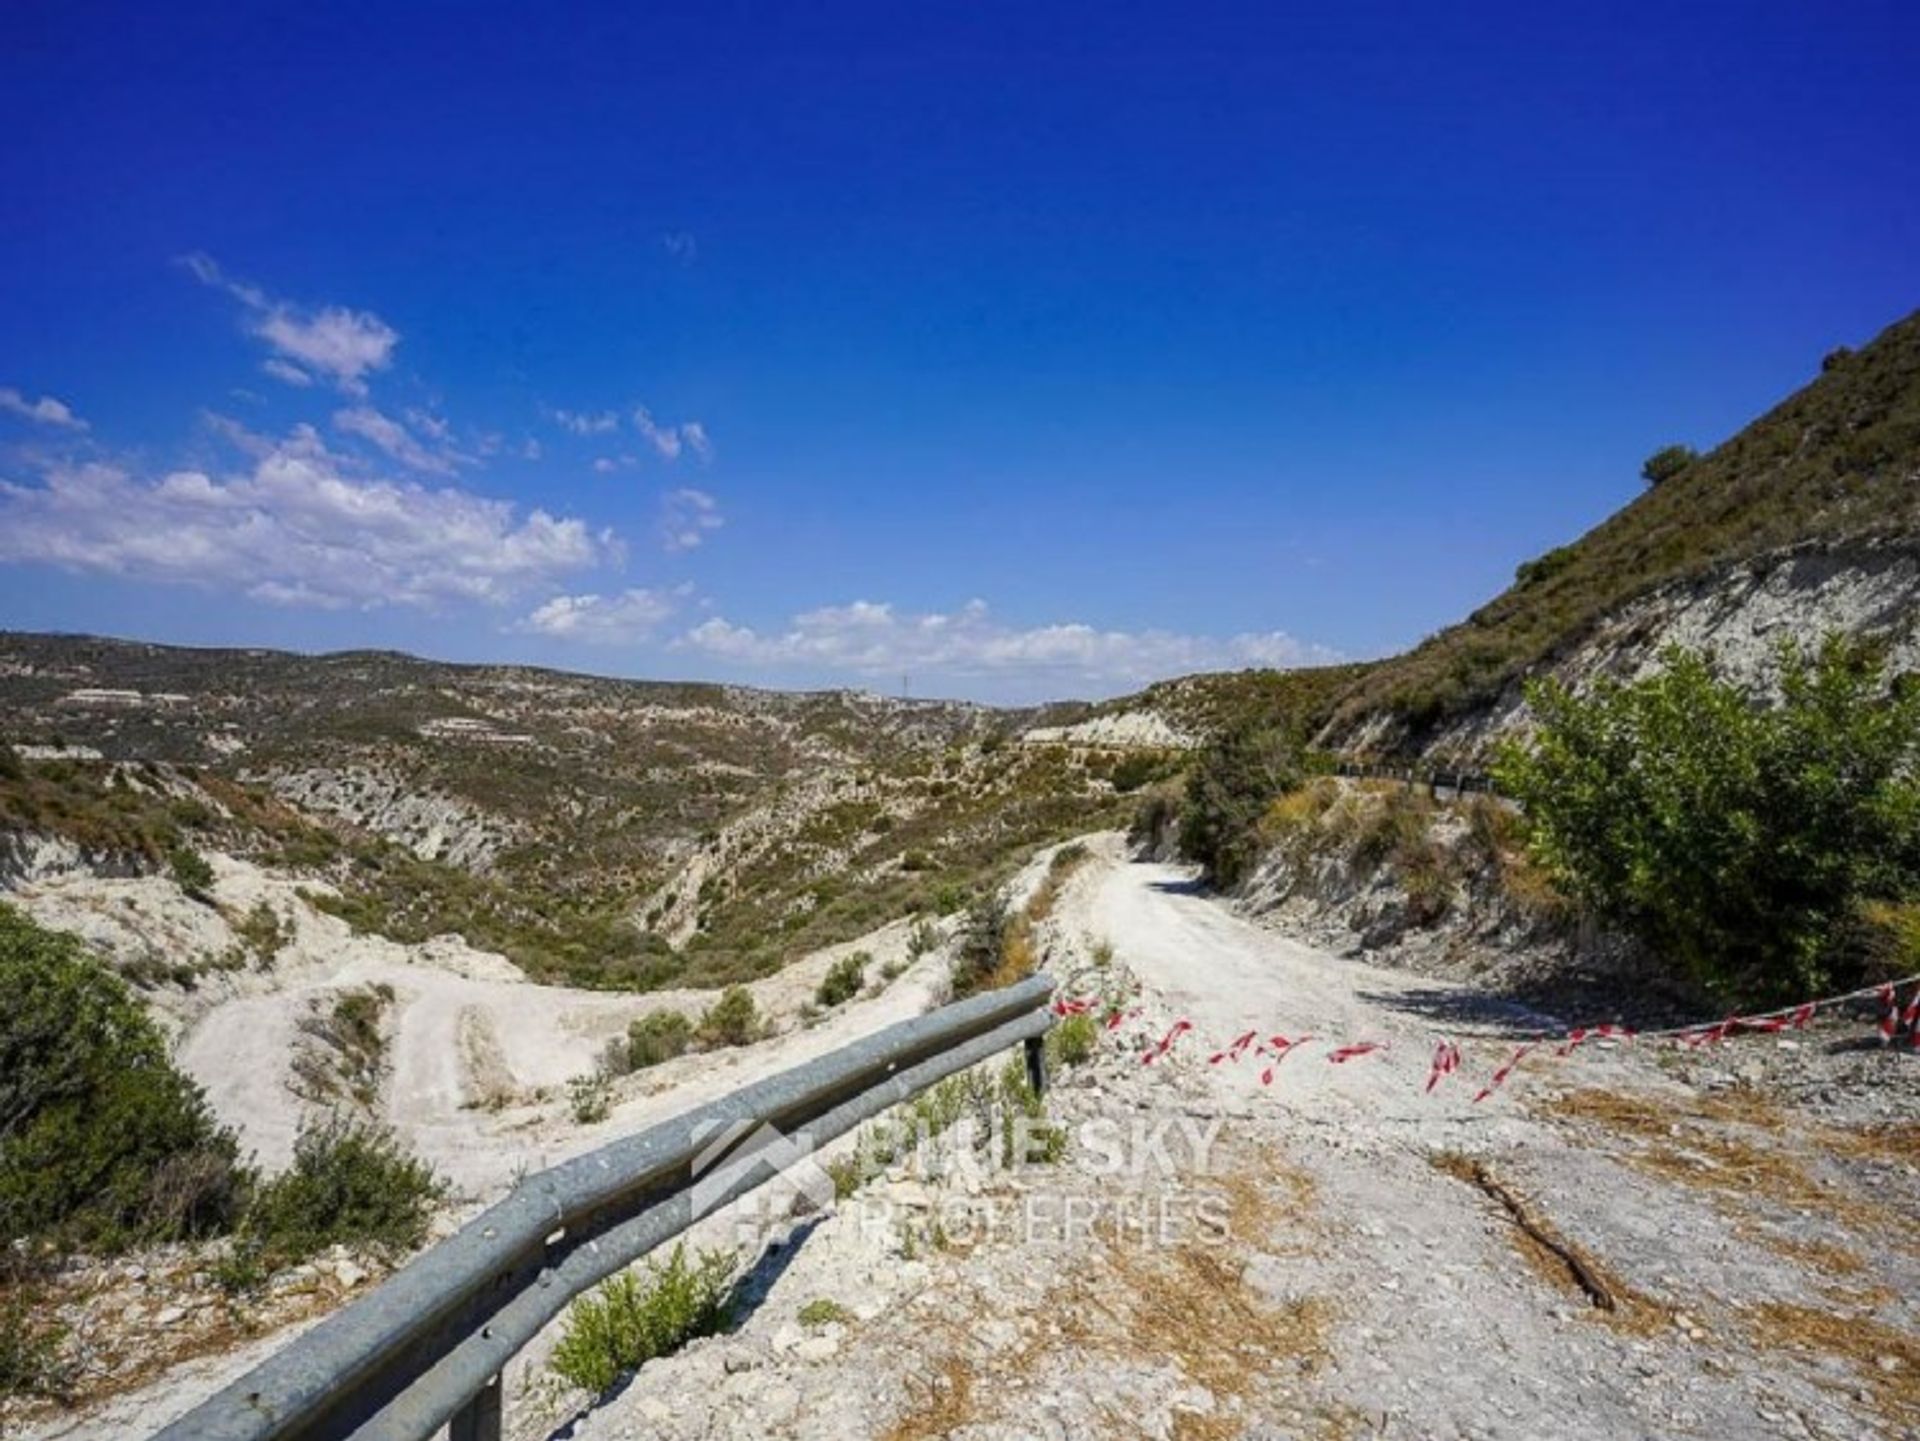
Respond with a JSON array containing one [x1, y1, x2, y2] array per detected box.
[[20, 838, 1920, 1439]]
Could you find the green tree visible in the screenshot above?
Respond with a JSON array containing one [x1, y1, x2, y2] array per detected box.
[[1494, 640, 1920, 1000], [1639, 443, 1700, 487], [1178, 725, 1305, 888]]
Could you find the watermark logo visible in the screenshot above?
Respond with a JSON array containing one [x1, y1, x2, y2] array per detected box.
[[689, 1118, 837, 1221]]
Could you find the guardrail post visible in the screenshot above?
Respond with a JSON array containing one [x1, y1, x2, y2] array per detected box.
[[1024, 1033, 1047, 1096], [449, 1372, 501, 1441]]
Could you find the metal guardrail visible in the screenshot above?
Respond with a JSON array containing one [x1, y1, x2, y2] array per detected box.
[[1331, 757, 1506, 799], [153, 974, 1057, 1441]]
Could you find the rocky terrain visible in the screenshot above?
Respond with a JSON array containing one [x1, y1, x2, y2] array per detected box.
[[0, 635, 1129, 989], [22, 839, 1916, 1441]]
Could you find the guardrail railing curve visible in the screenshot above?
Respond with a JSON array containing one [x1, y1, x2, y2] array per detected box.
[[152, 973, 1056, 1441]]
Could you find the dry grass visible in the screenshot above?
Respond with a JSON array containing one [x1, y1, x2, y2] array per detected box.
[[1744, 1299, 1920, 1430], [1540, 1086, 1903, 1242], [1825, 1121, 1920, 1165], [880, 1354, 978, 1441], [1093, 1241, 1334, 1441], [877, 1138, 1336, 1440], [1739, 1225, 1866, 1278], [1212, 1146, 1317, 1253]]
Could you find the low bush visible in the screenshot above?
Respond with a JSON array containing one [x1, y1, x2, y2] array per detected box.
[[233, 899, 291, 966], [0, 904, 249, 1254], [625, 1010, 693, 1070], [568, 1072, 613, 1124], [949, 896, 1023, 1000], [1179, 725, 1306, 888], [168, 844, 216, 900], [697, 985, 762, 1047], [798, 1297, 852, 1328], [1128, 787, 1180, 854], [245, 1114, 441, 1264], [0, 1286, 69, 1402], [1496, 638, 1920, 1000], [1640, 442, 1699, 487], [815, 951, 867, 1007], [549, 1243, 737, 1395], [290, 985, 392, 1109], [1046, 1012, 1099, 1068]]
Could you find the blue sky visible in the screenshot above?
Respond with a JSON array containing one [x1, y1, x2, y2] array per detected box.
[[2, 2, 1915, 703]]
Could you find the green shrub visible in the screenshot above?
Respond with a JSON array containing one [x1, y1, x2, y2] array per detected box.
[[626, 1010, 693, 1070], [1514, 544, 1576, 587], [0, 904, 249, 1253], [1109, 751, 1169, 794], [1640, 443, 1700, 487], [798, 1297, 852, 1328], [568, 1072, 612, 1124], [1046, 1012, 1099, 1068], [233, 900, 291, 965], [815, 952, 867, 1008], [549, 1243, 737, 1395], [0, 1286, 69, 1402], [1178, 726, 1306, 888], [168, 845, 216, 900], [1495, 638, 1920, 1000], [949, 896, 1012, 1000], [246, 1114, 440, 1264], [697, 985, 762, 1047]]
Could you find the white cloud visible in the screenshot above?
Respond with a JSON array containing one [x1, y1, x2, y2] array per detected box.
[[675, 598, 1338, 690], [661, 231, 698, 263], [406, 408, 452, 441], [521, 437, 543, 461], [183, 252, 398, 394], [550, 407, 620, 436], [0, 387, 86, 429], [632, 406, 710, 462], [515, 586, 684, 644], [632, 406, 682, 460], [658, 487, 723, 552], [261, 358, 313, 388], [0, 423, 610, 609], [333, 405, 456, 475]]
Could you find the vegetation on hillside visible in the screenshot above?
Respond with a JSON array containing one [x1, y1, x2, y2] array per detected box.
[[1329, 308, 1920, 742], [1495, 639, 1920, 1001], [1, 635, 1128, 995], [1177, 725, 1310, 888], [0, 902, 441, 1392]]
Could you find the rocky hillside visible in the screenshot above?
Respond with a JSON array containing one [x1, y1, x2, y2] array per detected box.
[[1325, 306, 1920, 760], [0, 635, 1127, 989], [1071, 306, 1920, 766]]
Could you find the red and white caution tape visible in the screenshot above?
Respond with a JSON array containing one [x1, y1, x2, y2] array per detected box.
[[1208, 1028, 1260, 1065], [1471, 1042, 1536, 1104], [1141, 1018, 1192, 1066], [1327, 1041, 1386, 1065], [1425, 1039, 1462, 1093], [1256, 1033, 1313, 1086]]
